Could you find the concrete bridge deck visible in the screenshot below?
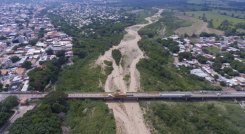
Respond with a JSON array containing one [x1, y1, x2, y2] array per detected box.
[[1, 91, 245, 101]]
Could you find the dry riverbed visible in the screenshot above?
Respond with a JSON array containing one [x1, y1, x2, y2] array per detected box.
[[96, 9, 163, 134]]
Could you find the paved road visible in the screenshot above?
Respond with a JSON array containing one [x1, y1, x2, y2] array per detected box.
[[1, 91, 245, 101]]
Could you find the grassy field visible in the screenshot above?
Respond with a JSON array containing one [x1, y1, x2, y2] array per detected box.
[[56, 59, 106, 92], [186, 11, 245, 29], [139, 11, 192, 37], [129, 8, 158, 24], [187, 0, 225, 6], [203, 46, 222, 55], [175, 15, 224, 36], [64, 100, 116, 134], [214, 10, 245, 19], [141, 101, 245, 134]]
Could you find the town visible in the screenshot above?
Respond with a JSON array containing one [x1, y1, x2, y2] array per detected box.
[[0, 0, 245, 134], [167, 34, 245, 89], [50, 1, 123, 29], [0, 3, 73, 92]]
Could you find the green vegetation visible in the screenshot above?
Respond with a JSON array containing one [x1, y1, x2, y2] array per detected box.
[[0, 96, 18, 127], [129, 8, 158, 23], [9, 91, 116, 134], [178, 52, 193, 61], [29, 39, 38, 46], [47, 12, 135, 92], [142, 101, 245, 134], [9, 91, 67, 134], [10, 56, 20, 63], [202, 46, 221, 55], [10, 106, 62, 134], [137, 38, 217, 91], [196, 54, 208, 64], [214, 10, 245, 19], [199, 32, 218, 37], [64, 100, 116, 134], [139, 11, 191, 37], [123, 74, 130, 82], [104, 60, 113, 75], [187, 0, 224, 6], [38, 28, 45, 39], [186, 10, 245, 35], [231, 60, 245, 74], [160, 11, 191, 36], [112, 49, 122, 66], [211, 52, 244, 78], [46, 48, 54, 55], [186, 11, 245, 28], [28, 53, 67, 91], [0, 83, 3, 92], [21, 61, 32, 69], [161, 39, 180, 53], [137, 12, 219, 91]]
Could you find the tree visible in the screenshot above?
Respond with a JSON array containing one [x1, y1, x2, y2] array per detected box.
[[231, 61, 245, 73], [73, 49, 87, 59], [220, 81, 226, 87], [21, 61, 32, 69], [0, 96, 18, 127], [44, 91, 67, 104], [208, 19, 214, 28], [9, 104, 62, 134], [200, 32, 216, 37], [0, 36, 7, 40], [212, 61, 222, 72], [196, 55, 207, 64], [1, 96, 18, 111], [43, 91, 67, 113], [56, 50, 65, 57], [28, 57, 67, 91], [0, 83, 3, 92], [184, 33, 189, 38], [46, 48, 54, 55], [178, 52, 193, 61], [10, 56, 21, 63], [29, 39, 38, 46], [218, 20, 231, 31], [38, 28, 45, 39], [222, 53, 234, 63], [112, 49, 122, 66], [223, 67, 239, 76], [214, 74, 219, 80], [202, 13, 207, 22], [161, 39, 179, 53]]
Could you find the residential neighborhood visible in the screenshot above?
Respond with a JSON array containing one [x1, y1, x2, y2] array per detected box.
[[49, 1, 125, 29], [169, 34, 245, 89], [0, 3, 73, 92]]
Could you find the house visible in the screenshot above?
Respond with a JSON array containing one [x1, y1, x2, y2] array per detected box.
[[0, 69, 9, 75], [15, 67, 26, 75], [190, 69, 214, 82], [235, 77, 245, 87]]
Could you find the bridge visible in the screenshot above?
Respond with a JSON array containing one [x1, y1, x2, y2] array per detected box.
[[1, 91, 245, 101]]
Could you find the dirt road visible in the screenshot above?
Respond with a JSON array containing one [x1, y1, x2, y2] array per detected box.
[[96, 9, 163, 134]]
